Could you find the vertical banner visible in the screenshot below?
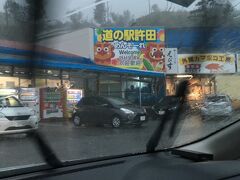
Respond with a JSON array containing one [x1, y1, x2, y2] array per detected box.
[[165, 48, 178, 74], [94, 27, 166, 72], [237, 54, 240, 72]]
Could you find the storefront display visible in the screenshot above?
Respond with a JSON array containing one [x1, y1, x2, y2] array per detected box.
[[40, 88, 64, 119], [166, 77, 176, 95], [166, 75, 214, 101], [19, 88, 40, 118], [63, 89, 83, 118]]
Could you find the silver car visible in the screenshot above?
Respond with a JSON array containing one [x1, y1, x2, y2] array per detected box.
[[201, 94, 233, 119], [0, 96, 39, 135]]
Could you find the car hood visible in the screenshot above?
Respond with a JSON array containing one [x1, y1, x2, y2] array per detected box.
[[118, 105, 145, 114], [153, 103, 177, 110], [0, 107, 32, 116]]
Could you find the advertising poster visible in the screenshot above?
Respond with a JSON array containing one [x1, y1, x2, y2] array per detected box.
[[19, 88, 38, 101], [65, 89, 83, 118], [165, 48, 178, 74], [40, 88, 63, 119], [178, 54, 236, 74], [94, 27, 165, 72]]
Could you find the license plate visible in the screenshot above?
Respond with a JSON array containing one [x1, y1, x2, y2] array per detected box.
[[140, 116, 146, 121], [158, 111, 165, 115]]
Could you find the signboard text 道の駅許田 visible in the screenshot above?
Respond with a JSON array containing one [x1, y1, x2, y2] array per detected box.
[[93, 28, 166, 72]]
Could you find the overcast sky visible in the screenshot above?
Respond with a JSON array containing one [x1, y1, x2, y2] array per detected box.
[[1, 0, 240, 21], [45, 0, 197, 21]]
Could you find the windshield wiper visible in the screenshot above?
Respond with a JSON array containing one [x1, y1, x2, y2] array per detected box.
[[146, 80, 189, 153], [28, 130, 63, 168], [171, 149, 213, 162]]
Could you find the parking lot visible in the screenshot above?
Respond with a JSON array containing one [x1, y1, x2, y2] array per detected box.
[[0, 111, 240, 170]]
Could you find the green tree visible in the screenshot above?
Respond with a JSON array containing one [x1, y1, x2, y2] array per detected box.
[[25, 0, 46, 23], [94, 0, 106, 25], [190, 0, 234, 26], [135, 10, 193, 28], [4, 0, 46, 24], [152, 4, 160, 13], [111, 10, 135, 27], [69, 12, 83, 29], [4, 0, 22, 24], [3, 0, 46, 42]]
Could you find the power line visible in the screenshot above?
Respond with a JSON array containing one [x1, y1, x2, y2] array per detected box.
[[66, 0, 111, 17], [233, 1, 240, 7]]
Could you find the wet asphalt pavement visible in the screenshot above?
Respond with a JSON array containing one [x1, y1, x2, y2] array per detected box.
[[0, 111, 240, 170]]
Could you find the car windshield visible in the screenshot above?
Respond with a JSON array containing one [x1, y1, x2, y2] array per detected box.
[[1, 0, 240, 175], [0, 96, 23, 107], [206, 96, 228, 102], [159, 96, 179, 104]]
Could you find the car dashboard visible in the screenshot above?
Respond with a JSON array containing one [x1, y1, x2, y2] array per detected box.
[[3, 151, 240, 180], [4, 117, 240, 180]]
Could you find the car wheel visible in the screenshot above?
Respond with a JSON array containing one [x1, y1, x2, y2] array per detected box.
[[112, 116, 121, 128], [73, 115, 81, 126]]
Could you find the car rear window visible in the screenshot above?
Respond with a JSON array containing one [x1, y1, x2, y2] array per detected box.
[[160, 97, 178, 104], [78, 97, 97, 106], [206, 96, 227, 102]]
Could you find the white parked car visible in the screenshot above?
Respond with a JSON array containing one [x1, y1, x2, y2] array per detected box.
[[0, 95, 39, 135], [201, 94, 233, 119]]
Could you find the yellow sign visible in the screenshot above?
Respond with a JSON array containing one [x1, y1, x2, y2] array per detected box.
[[179, 54, 234, 65], [178, 54, 236, 74]]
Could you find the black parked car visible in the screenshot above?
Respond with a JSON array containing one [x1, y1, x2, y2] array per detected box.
[[151, 96, 182, 119], [72, 96, 147, 128], [151, 96, 191, 120]]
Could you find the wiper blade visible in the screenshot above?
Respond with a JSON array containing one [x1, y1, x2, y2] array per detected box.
[[28, 130, 63, 168], [171, 149, 213, 162], [146, 109, 171, 152], [146, 80, 189, 153], [167, 0, 196, 7]]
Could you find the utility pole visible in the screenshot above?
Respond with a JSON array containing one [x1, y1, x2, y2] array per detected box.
[[148, 0, 151, 15], [106, 1, 109, 22], [4, 1, 9, 29]]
